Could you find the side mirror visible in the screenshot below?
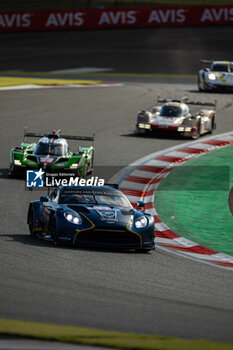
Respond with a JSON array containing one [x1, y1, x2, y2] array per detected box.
[[137, 201, 145, 211], [40, 196, 48, 202]]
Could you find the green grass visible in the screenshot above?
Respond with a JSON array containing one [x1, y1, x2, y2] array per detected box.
[[0, 318, 233, 350], [1, 0, 233, 11], [155, 144, 233, 256]]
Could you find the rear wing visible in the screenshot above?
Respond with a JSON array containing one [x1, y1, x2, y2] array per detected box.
[[184, 99, 217, 110], [200, 59, 215, 64], [23, 127, 95, 144], [60, 134, 94, 142], [157, 96, 217, 111]]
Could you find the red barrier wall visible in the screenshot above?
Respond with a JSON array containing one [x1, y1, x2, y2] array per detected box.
[[1, 5, 233, 32]]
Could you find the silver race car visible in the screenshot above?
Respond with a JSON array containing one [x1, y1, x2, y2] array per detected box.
[[136, 97, 217, 139], [198, 60, 233, 92]]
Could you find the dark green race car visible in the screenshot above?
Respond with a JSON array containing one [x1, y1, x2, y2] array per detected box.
[[9, 129, 95, 177]]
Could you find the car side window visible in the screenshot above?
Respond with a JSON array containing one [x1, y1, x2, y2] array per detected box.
[[50, 189, 59, 202]]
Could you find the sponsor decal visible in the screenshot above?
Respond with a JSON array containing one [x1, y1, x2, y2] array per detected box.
[[96, 209, 118, 222], [40, 157, 54, 163], [148, 9, 186, 24], [98, 10, 137, 25], [45, 12, 85, 27], [0, 13, 31, 28], [200, 7, 233, 22], [91, 206, 113, 210], [1, 6, 233, 32]]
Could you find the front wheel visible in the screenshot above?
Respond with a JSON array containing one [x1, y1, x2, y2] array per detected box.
[[135, 127, 149, 135], [8, 164, 17, 177], [28, 206, 36, 236], [198, 77, 204, 92], [192, 126, 200, 139], [211, 117, 216, 132], [136, 249, 152, 254]]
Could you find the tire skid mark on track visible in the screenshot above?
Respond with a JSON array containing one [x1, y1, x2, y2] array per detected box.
[[118, 132, 233, 269]]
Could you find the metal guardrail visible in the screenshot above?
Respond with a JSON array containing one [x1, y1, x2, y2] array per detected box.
[[1, 0, 233, 12]]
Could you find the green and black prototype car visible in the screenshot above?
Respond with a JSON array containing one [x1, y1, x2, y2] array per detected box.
[[9, 129, 94, 177]]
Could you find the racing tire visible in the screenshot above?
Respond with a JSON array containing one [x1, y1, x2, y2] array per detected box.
[[83, 164, 87, 178], [192, 125, 200, 140], [50, 215, 58, 244], [208, 115, 216, 134], [198, 76, 209, 92], [8, 165, 17, 177], [198, 77, 204, 92], [135, 128, 146, 135], [88, 151, 94, 174], [135, 128, 151, 136], [77, 164, 87, 179], [28, 206, 36, 236], [211, 117, 216, 132], [136, 249, 152, 254]]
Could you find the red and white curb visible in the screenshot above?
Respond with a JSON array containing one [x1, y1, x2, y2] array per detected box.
[[118, 132, 233, 269], [0, 82, 122, 91]]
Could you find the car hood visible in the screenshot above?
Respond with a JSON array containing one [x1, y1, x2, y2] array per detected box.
[[210, 72, 233, 83], [26, 154, 70, 168], [152, 116, 185, 126], [66, 205, 134, 227]]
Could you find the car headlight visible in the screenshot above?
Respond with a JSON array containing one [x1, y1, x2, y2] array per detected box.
[[64, 212, 82, 225], [208, 73, 216, 80], [70, 163, 79, 169], [135, 216, 147, 228], [14, 159, 21, 165], [138, 123, 151, 129]]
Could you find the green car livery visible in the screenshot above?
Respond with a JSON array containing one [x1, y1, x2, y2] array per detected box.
[[9, 129, 94, 177]]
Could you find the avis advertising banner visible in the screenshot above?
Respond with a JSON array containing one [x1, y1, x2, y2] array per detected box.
[[0, 5, 233, 32]]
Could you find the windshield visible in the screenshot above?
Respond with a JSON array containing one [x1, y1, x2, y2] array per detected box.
[[211, 64, 229, 72], [159, 105, 182, 117], [35, 142, 66, 156], [95, 194, 131, 208], [60, 191, 132, 208], [61, 194, 97, 204]]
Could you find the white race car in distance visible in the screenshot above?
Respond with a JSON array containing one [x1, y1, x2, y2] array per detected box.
[[198, 60, 233, 92], [136, 96, 217, 139]]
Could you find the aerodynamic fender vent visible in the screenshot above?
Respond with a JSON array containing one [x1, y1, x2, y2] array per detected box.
[[27, 155, 37, 161], [56, 158, 69, 163], [14, 146, 24, 153], [120, 209, 134, 215], [67, 205, 90, 213]]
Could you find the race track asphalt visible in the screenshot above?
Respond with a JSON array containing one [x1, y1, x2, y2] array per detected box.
[[0, 26, 233, 343]]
